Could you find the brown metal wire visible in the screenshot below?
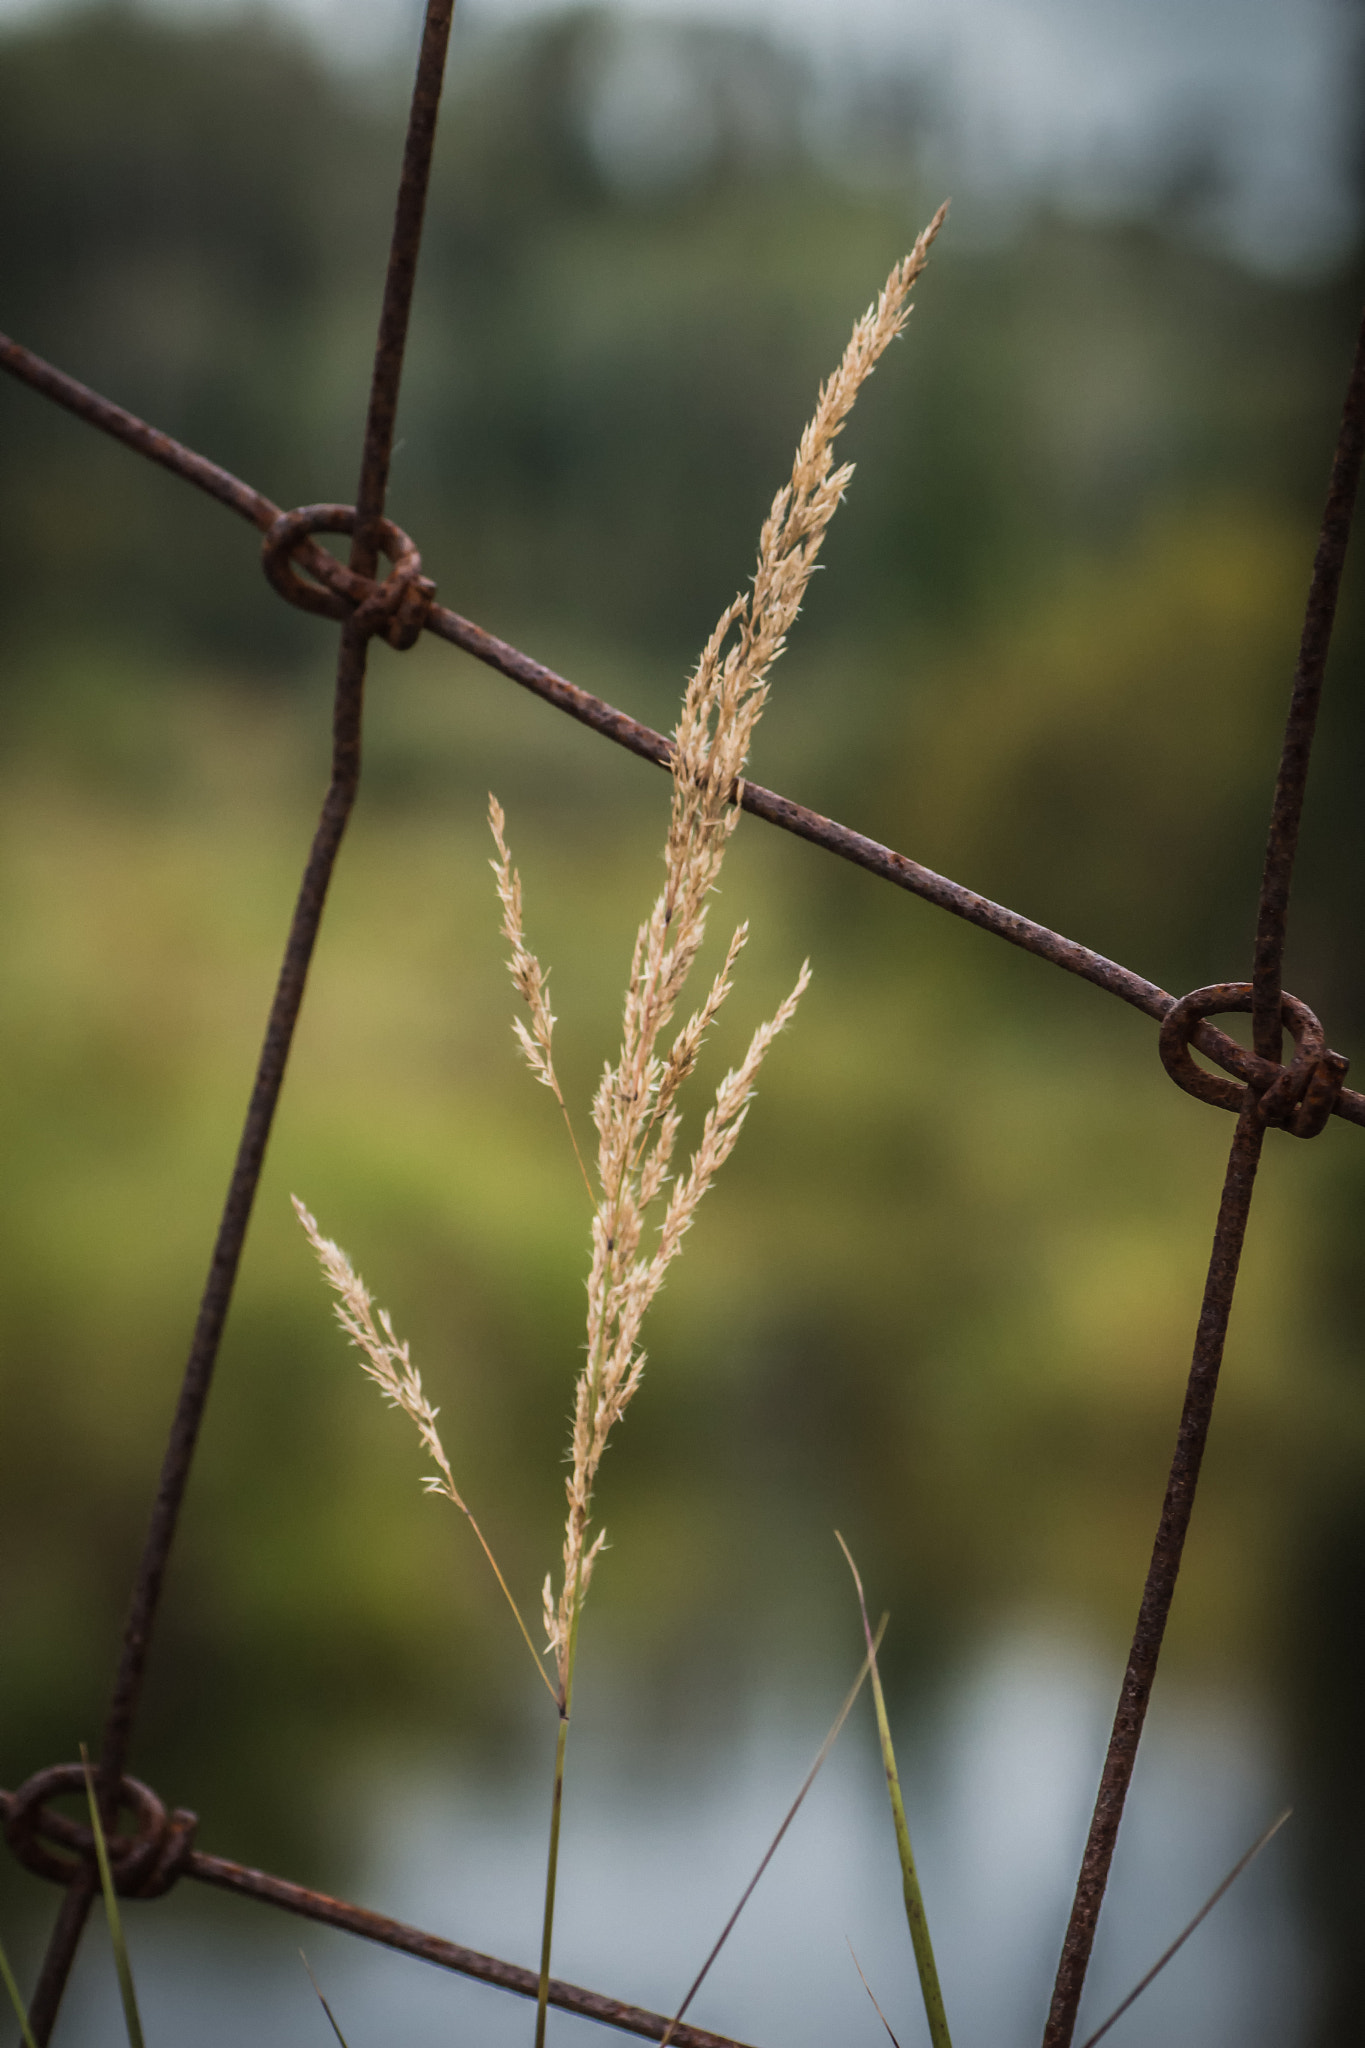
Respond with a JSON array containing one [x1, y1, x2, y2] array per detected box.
[[1251, 312, 1365, 1063], [8, 1, 458, 2038], [0, 1781, 747, 2048], [0, 3, 1362, 2043], [4, 328, 1364, 1129], [1042, 303, 1365, 2048]]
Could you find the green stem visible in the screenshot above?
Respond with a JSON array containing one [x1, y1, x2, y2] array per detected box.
[[458, 1503, 562, 1708], [0, 1935, 39, 2048], [871, 1655, 951, 2048], [532, 1156, 621, 2045], [836, 1536, 952, 2048], [81, 1748, 146, 2048], [534, 1708, 572, 2048], [300, 1951, 352, 2048], [535, 1516, 591, 2048]]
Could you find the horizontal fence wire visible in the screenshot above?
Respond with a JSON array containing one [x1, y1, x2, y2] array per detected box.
[[0, 1783, 748, 2048], [1, 0, 1363, 2042]]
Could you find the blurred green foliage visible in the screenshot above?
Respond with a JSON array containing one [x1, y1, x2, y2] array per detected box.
[[2, 6, 1365, 2032]]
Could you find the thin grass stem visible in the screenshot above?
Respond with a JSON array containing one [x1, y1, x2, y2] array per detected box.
[[1076, 1808, 1292, 2048], [294, 1200, 560, 1710], [534, 1708, 572, 2048], [535, 1511, 595, 2042], [658, 1622, 886, 2048], [300, 1950, 351, 2047], [0, 1937, 39, 2048], [847, 1939, 902, 2048], [836, 1535, 952, 2048], [80, 1747, 145, 2048], [463, 1517, 562, 1708], [555, 1101, 594, 1206]]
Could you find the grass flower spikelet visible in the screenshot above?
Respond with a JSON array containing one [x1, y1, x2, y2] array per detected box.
[[489, 794, 592, 1197], [293, 1197, 558, 1701], [497, 220, 948, 1694], [293, 1197, 463, 1509]]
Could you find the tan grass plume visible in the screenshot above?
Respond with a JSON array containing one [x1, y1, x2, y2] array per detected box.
[[294, 210, 949, 2048], [295, 206, 947, 1718], [292, 1196, 558, 1702], [497, 206, 948, 1697]]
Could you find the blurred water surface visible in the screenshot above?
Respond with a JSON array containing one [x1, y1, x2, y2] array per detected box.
[[39, 1627, 1302, 2048]]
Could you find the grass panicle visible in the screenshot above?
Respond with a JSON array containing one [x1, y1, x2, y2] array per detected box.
[[298, 215, 946, 2048], [836, 1535, 953, 2048], [488, 794, 592, 1201], [80, 1746, 145, 2048], [521, 220, 951, 2041], [293, 1199, 558, 1707], [538, 208, 945, 1712]]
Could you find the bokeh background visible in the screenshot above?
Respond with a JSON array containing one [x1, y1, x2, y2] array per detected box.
[[2, 0, 1365, 2042]]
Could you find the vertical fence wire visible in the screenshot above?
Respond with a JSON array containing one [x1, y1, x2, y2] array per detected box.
[[17, 3, 455, 2038]]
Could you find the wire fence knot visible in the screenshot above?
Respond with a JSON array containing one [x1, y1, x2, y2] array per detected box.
[[262, 502, 436, 649], [3, 1764, 198, 1900], [1160, 981, 1350, 1138]]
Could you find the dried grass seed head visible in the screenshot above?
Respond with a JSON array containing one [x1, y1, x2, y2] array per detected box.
[[485, 217, 947, 1688]]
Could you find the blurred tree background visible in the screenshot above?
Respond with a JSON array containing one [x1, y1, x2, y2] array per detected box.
[[1, 2, 1364, 2041]]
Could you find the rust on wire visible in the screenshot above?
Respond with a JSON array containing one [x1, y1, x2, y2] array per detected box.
[[1159, 983, 1349, 1138], [1042, 305, 1365, 2048], [187, 1850, 752, 2048], [5, 329, 1365, 1132], [1040, 1101, 1267, 2048], [2, 1769, 198, 1900], [14, 0, 457, 2039], [0, 1779, 749, 2048], [350, 0, 456, 576], [262, 503, 437, 648], [0, 331, 279, 529], [1250, 306, 1365, 1062]]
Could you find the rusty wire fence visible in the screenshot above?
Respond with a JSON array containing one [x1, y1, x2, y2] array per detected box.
[[1, 4, 1363, 2045]]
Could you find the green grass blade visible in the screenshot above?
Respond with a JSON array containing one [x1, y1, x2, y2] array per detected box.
[[299, 1950, 351, 2047], [0, 1935, 39, 2048], [836, 1534, 953, 2048], [659, 1621, 886, 2048], [534, 1707, 572, 2048], [80, 1746, 146, 2048]]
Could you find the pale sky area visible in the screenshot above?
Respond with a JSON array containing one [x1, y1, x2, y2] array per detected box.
[[2, 0, 1360, 271]]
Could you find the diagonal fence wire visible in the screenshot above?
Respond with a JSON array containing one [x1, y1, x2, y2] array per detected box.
[[4, 325, 1364, 1134], [0, 4, 1361, 2044]]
